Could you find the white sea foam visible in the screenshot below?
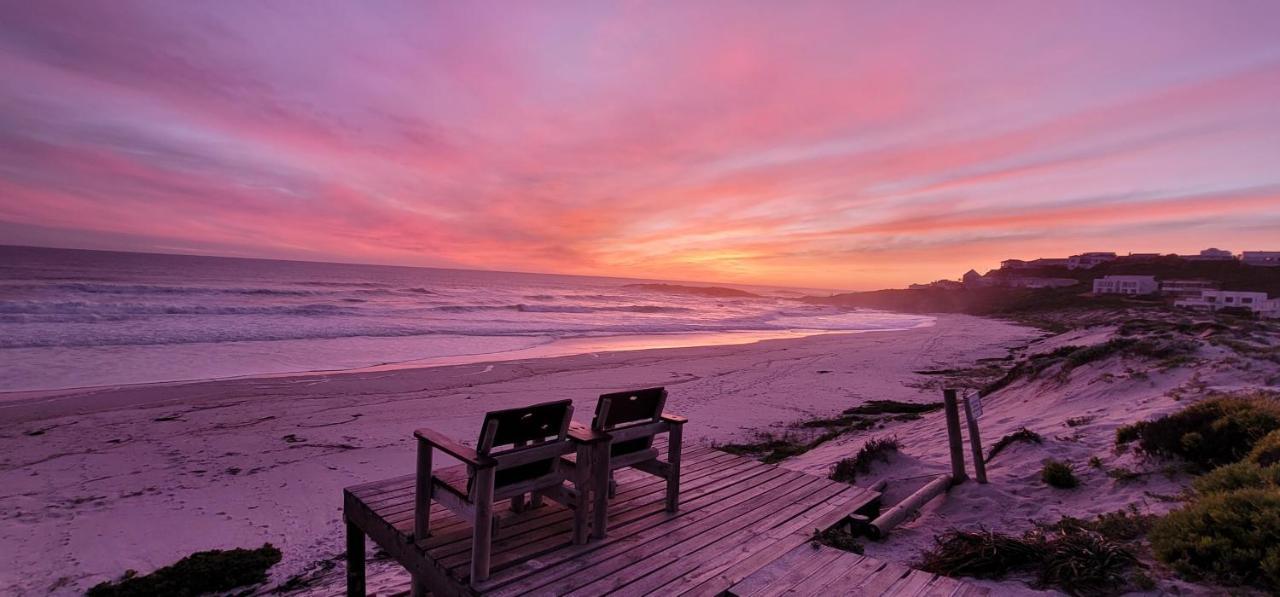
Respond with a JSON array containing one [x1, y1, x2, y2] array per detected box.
[[0, 246, 931, 391]]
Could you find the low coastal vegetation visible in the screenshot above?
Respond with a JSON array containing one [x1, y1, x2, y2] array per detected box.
[[985, 427, 1042, 463], [1108, 391, 1280, 591], [829, 436, 900, 484], [982, 336, 1198, 394], [1114, 391, 1280, 470], [720, 401, 936, 464], [1040, 460, 1079, 489], [87, 544, 281, 597], [918, 511, 1148, 596]]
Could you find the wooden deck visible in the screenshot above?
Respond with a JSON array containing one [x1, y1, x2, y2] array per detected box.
[[343, 444, 984, 596]]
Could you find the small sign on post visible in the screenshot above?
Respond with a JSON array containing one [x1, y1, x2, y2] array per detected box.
[[962, 391, 988, 484]]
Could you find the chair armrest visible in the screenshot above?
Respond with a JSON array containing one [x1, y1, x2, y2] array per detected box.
[[660, 413, 687, 425], [567, 421, 610, 444], [414, 428, 495, 467]]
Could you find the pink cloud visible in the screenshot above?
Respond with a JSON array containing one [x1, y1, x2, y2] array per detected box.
[[2, 1, 1279, 288]]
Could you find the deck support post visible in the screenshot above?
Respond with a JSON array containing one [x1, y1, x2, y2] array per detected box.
[[470, 465, 496, 583], [591, 439, 611, 539], [413, 439, 433, 542], [942, 389, 969, 485], [666, 422, 683, 512], [345, 518, 365, 597], [572, 443, 592, 545]]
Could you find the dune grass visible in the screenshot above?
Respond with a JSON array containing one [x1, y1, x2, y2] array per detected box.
[[87, 544, 281, 597]]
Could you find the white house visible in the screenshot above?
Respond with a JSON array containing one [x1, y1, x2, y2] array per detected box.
[[1069, 252, 1118, 270], [1161, 279, 1219, 299], [1005, 277, 1078, 289], [1176, 290, 1272, 315], [1093, 275, 1157, 295], [1185, 248, 1235, 261], [1242, 251, 1280, 267]]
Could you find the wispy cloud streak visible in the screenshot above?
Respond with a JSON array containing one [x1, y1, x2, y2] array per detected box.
[[1, 1, 1279, 288]]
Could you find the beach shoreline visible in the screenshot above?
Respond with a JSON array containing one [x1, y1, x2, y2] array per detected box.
[[0, 314, 1036, 595]]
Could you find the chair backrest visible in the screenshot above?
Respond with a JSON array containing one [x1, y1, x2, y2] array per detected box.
[[592, 387, 667, 457], [478, 399, 574, 455], [474, 399, 574, 491]]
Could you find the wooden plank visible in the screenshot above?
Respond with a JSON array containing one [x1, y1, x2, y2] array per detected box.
[[741, 545, 846, 597], [674, 487, 877, 596], [883, 569, 940, 596], [477, 466, 807, 595], [550, 474, 832, 596], [463, 456, 768, 579], [848, 559, 911, 595], [472, 465, 800, 591], [433, 456, 772, 569], [565, 478, 846, 596], [722, 544, 819, 597], [787, 550, 883, 596]]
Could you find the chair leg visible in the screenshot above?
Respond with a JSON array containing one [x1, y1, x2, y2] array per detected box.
[[511, 493, 525, 513], [411, 576, 427, 597], [345, 518, 365, 597], [529, 492, 544, 508], [591, 442, 610, 540], [572, 445, 591, 545], [608, 474, 617, 499]]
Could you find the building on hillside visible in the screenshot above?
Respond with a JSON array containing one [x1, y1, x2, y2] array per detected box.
[[1093, 275, 1157, 295], [909, 279, 963, 290], [1000, 259, 1028, 270], [963, 269, 996, 288], [1003, 277, 1078, 289], [1161, 279, 1220, 299], [1185, 248, 1235, 261], [1242, 251, 1280, 267], [1120, 252, 1162, 262], [1068, 252, 1118, 270], [1176, 290, 1276, 317], [1028, 258, 1071, 268]]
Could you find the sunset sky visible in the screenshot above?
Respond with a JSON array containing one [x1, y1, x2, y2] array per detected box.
[[1, 1, 1279, 290]]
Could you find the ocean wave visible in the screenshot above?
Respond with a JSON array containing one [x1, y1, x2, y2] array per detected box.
[[428, 303, 695, 314], [37, 282, 325, 297], [0, 300, 359, 317]]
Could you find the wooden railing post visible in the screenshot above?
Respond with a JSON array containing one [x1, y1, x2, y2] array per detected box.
[[413, 440, 433, 542], [942, 389, 969, 484]]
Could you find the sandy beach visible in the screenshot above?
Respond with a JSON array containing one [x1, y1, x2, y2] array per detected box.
[[0, 315, 1037, 595]]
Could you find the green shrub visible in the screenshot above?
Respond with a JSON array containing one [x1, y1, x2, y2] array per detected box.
[[87, 544, 282, 597], [1114, 394, 1280, 470], [986, 427, 1043, 463], [1034, 527, 1138, 595], [1150, 488, 1280, 590], [829, 437, 899, 484], [1249, 429, 1280, 466], [812, 525, 863, 554], [1193, 461, 1280, 494], [918, 528, 1043, 579], [919, 523, 1140, 594], [1046, 506, 1155, 543], [1042, 460, 1079, 489]]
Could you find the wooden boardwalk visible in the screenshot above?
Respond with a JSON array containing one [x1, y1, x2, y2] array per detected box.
[[343, 444, 985, 596]]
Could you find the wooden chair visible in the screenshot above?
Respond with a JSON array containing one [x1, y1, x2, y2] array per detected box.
[[565, 387, 686, 539], [411, 399, 589, 585]]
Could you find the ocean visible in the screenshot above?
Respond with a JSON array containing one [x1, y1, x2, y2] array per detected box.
[[0, 245, 931, 392]]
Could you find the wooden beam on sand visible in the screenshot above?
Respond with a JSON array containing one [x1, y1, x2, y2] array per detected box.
[[867, 474, 953, 539]]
